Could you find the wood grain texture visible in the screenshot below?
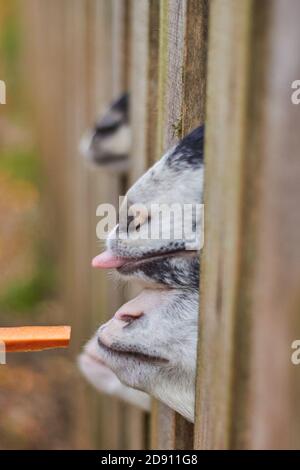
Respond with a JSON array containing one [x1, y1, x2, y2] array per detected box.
[[151, 0, 185, 450], [21, 0, 125, 449], [182, 0, 208, 130], [109, 0, 148, 450], [145, 0, 160, 166], [128, 0, 159, 448], [111, 0, 131, 95], [129, 0, 150, 183], [194, 0, 253, 450], [238, 0, 300, 449], [88, 1, 126, 449], [151, 0, 208, 450], [195, 0, 300, 449]]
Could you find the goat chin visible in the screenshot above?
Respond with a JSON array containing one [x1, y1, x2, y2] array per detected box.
[[80, 288, 198, 422], [78, 340, 150, 412]]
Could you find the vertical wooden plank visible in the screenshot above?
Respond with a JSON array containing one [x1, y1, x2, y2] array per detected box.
[[156, 0, 185, 156], [195, 0, 300, 450], [182, 0, 208, 131], [21, 0, 96, 449], [129, 0, 150, 183], [110, 0, 149, 450], [127, 0, 160, 449], [162, 0, 186, 150], [236, 0, 300, 450], [86, 0, 125, 450], [152, 4, 185, 447], [22, 0, 70, 265], [22, 0, 126, 450], [111, 0, 131, 94], [62, 0, 104, 449], [145, 0, 160, 167], [152, 0, 208, 450], [194, 0, 253, 449], [85, 0, 147, 450]]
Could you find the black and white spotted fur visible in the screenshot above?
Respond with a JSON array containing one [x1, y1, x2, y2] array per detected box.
[[99, 125, 204, 287]]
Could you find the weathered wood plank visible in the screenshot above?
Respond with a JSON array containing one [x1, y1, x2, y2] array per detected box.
[[194, 0, 253, 450], [195, 0, 300, 450], [22, 0, 99, 449], [151, 1, 185, 449], [236, 0, 300, 449], [88, 0, 119, 447], [129, 0, 150, 183], [63, 0, 123, 449], [111, 0, 148, 451], [182, 0, 208, 131], [145, 0, 160, 167], [152, 0, 208, 450], [127, 0, 160, 449], [111, 0, 131, 95], [85, 0, 147, 450]]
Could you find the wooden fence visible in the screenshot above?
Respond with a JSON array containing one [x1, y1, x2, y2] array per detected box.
[[21, 0, 300, 450]]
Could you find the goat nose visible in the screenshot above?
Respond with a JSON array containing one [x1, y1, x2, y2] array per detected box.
[[115, 310, 143, 323]]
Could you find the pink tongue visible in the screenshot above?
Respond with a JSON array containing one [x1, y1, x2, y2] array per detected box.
[[91, 250, 127, 269]]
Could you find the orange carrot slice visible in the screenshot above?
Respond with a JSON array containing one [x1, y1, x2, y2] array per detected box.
[[0, 326, 71, 352]]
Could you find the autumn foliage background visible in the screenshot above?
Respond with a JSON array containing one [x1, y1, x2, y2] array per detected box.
[[0, 0, 95, 449]]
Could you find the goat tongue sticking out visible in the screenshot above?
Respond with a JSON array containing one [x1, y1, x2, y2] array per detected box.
[[92, 250, 127, 268]]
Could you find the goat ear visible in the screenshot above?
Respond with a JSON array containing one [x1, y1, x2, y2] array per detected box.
[[111, 92, 129, 114], [95, 93, 129, 132], [166, 125, 204, 170]]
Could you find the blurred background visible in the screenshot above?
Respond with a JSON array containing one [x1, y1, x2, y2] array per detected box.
[[0, 0, 88, 449], [0, 0, 139, 449]]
